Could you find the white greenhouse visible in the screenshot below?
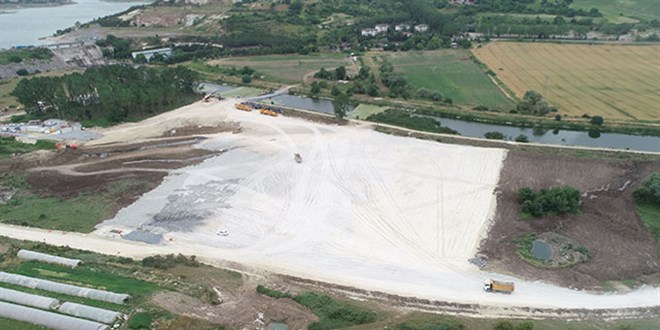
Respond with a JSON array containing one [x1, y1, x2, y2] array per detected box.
[[0, 301, 107, 330], [0, 272, 130, 304], [59, 302, 123, 324], [17, 249, 82, 268], [0, 287, 60, 310]]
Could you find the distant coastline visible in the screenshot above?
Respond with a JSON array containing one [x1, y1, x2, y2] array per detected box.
[[0, 1, 75, 11]]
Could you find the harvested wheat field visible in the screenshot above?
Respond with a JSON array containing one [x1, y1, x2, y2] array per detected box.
[[473, 42, 660, 122]]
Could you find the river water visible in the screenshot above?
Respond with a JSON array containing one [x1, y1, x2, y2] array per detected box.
[[0, 0, 149, 49], [259, 92, 660, 153]]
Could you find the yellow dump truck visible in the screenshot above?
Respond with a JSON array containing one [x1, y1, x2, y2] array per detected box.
[[483, 279, 514, 294], [235, 103, 252, 112]]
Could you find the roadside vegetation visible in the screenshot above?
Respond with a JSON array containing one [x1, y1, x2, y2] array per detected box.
[[634, 173, 660, 251], [256, 285, 378, 330]]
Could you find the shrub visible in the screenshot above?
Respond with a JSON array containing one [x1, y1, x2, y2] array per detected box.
[[141, 253, 200, 269], [515, 134, 529, 143], [128, 312, 152, 329], [241, 74, 252, 83], [9, 55, 22, 63], [295, 292, 377, 330], [633, 173, 660, 205], [397, 320, 465, 330], [484, 131, 504, 140], [590, 116, 604, 125], [256, 285, 292, 299], [517, 186, 581, 218], [16, 69, 29, 76]]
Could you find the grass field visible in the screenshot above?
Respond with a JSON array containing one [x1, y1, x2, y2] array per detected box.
[[218, 86, 264, 98], [572, 0, 660, 22], [209, 53, 355, 84], [372, 50, 515, 110], [636, 202, 660, 252], [348, 104, 388, 120], [0, 177, 153, 232], [473, 42, 660, 122]]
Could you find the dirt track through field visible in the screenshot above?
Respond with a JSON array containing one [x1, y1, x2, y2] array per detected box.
[[2, 98, 659, 315]]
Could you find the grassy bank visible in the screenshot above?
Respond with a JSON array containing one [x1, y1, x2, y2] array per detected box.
[[0, 176, 156, 232], [636, 202, 660, 253], [0, 137, 55, 159]]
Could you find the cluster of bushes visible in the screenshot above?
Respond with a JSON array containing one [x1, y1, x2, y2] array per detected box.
[[517, 186, 581, 218], [633, 173, 660, 205], [367, 109, 458, 135], [0, 48, 53, 65], [141, 253, 201, 270], [397, 320, 465, 330], [516, 91, 556, 116], [256, 286, 377, 329], [256, 285, 292, 299], [314, 66, 347, 81]]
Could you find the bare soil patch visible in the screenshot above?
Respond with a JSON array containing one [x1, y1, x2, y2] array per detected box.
[[480, 151, 660, 290], [152, 277, 317, 329]]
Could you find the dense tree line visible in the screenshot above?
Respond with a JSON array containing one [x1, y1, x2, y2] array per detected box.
[[634, 173, 660, 205], [517, 186, 581, 217], [11, 65, 199, 124]]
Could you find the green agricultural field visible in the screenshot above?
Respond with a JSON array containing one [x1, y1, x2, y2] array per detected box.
[[0, 317, 50, 330], [572, 0, 660, 22], [373, 50, 515, 110], [209, 53, 355, 84]]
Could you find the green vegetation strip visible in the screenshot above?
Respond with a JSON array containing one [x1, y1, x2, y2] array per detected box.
[[256, 285, 377, 330], [0, 316, 50, 330], [0, 48, 53, 65], [367, 109, 458, 135], [0, 178, 155, 232], [0, 137, 55, 159]]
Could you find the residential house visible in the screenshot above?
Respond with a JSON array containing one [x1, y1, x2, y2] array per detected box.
[[414, 24, 429, 32]]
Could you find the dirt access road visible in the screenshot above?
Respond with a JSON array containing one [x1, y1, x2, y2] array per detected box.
[[2, 98, 659, 316]]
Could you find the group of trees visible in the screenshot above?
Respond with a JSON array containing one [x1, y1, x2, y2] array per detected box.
[[516, 91, 557, 116], [314, 66, 347, 81], [11, 65, 199, 124], [633, 173, 660, 205], [517, 186, 581, 218]]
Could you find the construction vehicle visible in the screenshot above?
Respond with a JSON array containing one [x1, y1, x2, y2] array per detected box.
[[294, 153, 302, 163], [235, 103, 252, 112], [483, 279, 514, 294], [203, 94, 213, 102], [259, 109, 278, 117]]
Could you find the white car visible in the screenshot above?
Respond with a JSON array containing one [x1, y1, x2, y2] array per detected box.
[[217, 230, 229, 236]]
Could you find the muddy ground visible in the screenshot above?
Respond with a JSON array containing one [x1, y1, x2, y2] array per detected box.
[[480, 151, 660, 290]]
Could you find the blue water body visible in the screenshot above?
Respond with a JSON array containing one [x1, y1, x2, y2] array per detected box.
[[0, 0, 150, 49], [265, 94, 356, 114], [437, 117, 660, 153]]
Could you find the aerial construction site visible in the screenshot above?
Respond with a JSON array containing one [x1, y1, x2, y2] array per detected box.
[[1, 97, 659, 325]]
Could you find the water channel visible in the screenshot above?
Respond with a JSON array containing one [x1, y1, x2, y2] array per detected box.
[[269, 94, 659, 153]]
